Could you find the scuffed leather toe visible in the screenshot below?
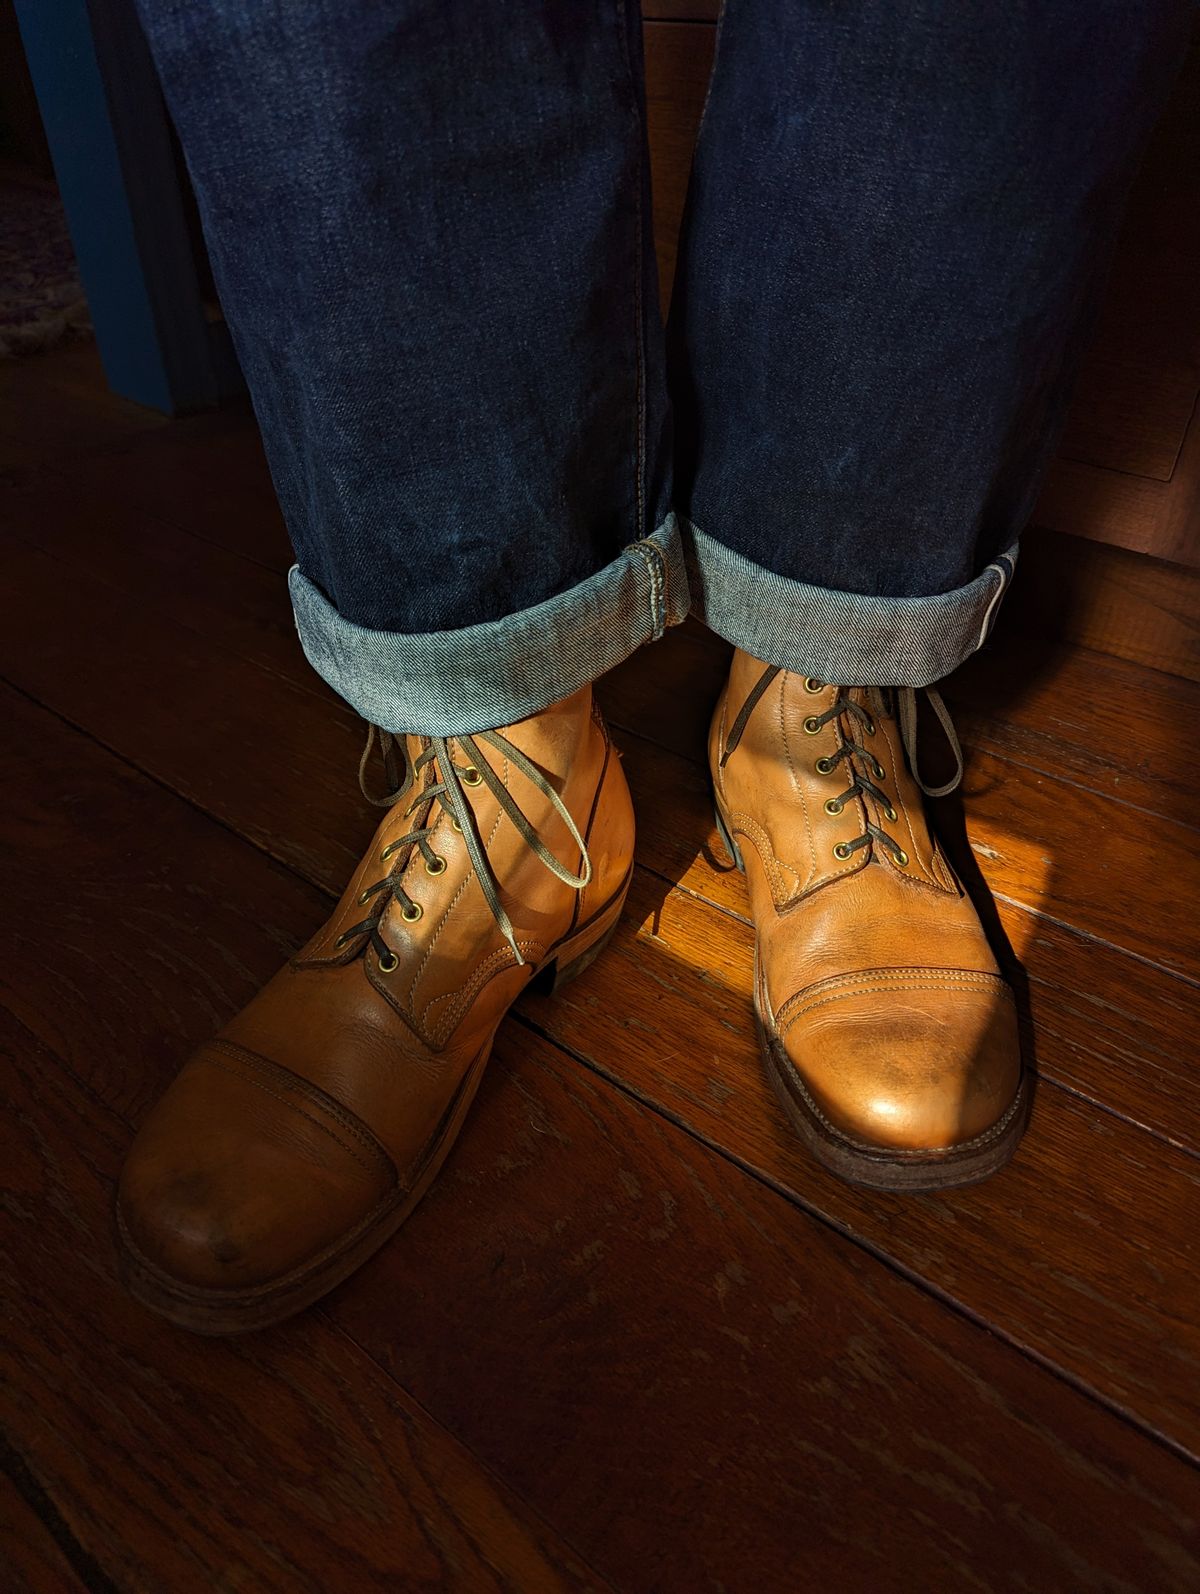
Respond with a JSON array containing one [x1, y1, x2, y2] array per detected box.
[[117, 1043, 396, 1293], [775, 970, 1021, 1152]]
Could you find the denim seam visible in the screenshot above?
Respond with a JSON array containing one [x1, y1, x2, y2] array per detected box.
[[632, 537, 666, 639]]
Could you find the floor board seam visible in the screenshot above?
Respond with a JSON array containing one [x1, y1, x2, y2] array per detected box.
[[0, 1429, 121, 1594], [515, 1009, 1200, 1474]]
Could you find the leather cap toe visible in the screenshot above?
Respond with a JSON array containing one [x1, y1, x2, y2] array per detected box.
[[777, 973, 1021, 1152], [118, 1045, 396, 1292]]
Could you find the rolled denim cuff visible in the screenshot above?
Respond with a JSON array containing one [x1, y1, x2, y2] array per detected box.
[[289, 514, 689, 736], [683, 521, 1017, 688]]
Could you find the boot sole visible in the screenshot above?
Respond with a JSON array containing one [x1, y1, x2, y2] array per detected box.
[[714, 801, 1028, 1193], [115, 870, 631, 1335]]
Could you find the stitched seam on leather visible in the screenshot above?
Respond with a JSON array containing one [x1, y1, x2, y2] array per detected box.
[[203, 1040, 394, 1179], [777, 974, 1012, 1038], [713, 691, 729, 804], [116, 1044, 493, 1307], [406, 777, 506, 1015], [780, 675, 820, 894], [776, 965, 1008, 1016], [776, 966, 1008, 1020], [873, 715, 940, 888], [729, 810, 801, 899], [571, 725, 611, 937], [421, 941, 542, 1043], [407, 864, 473, 1015], [929, 844, 957, 893]]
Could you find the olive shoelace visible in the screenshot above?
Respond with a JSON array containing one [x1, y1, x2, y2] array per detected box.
[[721, 666, 964, 867], [338, 725, 592, 970]]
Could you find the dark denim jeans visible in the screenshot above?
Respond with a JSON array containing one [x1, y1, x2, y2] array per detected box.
[[136, 0, 1188, 734]]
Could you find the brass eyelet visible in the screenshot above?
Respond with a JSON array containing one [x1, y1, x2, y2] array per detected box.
[[380, 843, 396, 861], [401, 902, 423, 923], [833, 842, 853, 861], [461, 766, 483, 787], [894, 849, 910, 868], [864, 716, 876, 737], [803, 677, 824, 694], [824, 798, 842, 816], [815, 756, 834, 775], [451, 817, 463, 833], [873, 760, 886, 781], [377, 950, 399, 973], [335, 932, 351, 949], [358, 888, 373, 904], [425, 855, 447, 876], [883, 803, 897, 822], [802, 716, 822, 735]]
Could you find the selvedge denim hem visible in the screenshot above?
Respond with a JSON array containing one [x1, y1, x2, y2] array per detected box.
[[289, 516, 689, 737], [684, 521, 1017, 688]]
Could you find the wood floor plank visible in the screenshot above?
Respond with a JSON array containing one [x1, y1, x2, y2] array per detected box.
[[519, 865, 1200, 1447], [0, 1466, 94, 1594], [52, 413, 295, 572], [4, 686, 1199, 1593], [3, 537, 1200, 1459], [948, 636, 1200, 823], [0, 343, 169, 477]]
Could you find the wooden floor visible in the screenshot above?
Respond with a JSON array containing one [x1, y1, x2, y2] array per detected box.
[[2, 342, 1199, 1592]]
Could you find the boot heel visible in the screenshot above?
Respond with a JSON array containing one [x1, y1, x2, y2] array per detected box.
[[538, 880, 630, 995], [714, 802, 745, 873], [546, 917, 622, 994]]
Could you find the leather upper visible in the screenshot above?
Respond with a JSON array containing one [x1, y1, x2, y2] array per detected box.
[[712, 649, 1021, 1153], [119, 687, 634, 1292]]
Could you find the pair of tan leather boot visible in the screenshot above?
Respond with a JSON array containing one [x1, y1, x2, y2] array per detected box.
[[117, 651, 1025, 1332]]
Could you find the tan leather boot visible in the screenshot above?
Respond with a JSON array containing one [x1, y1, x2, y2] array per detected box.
[[117, 687, 633, 1331], [711, 649, 1026, 1190]]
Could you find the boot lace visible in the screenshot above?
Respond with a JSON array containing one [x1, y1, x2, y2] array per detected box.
[[336, 725, 592, 970], [721, 665, 963, 867]]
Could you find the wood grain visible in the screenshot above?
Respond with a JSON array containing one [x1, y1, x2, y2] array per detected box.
[[4, 688, 1199, 1592], [1012, 525, 1200, 679], [0, 1465, 95, 1594]]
